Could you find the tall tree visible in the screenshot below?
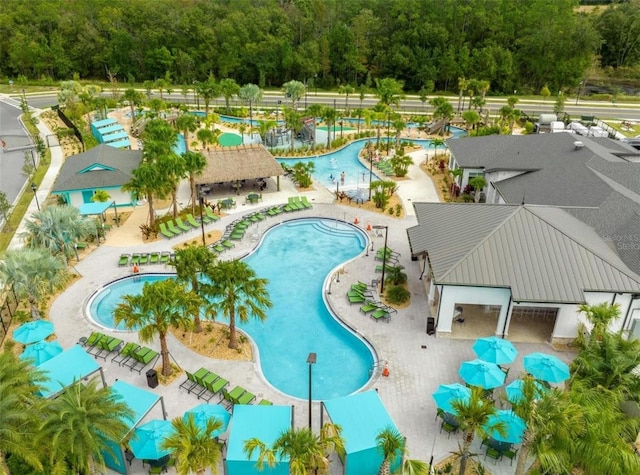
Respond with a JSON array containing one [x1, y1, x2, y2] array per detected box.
[[161, 413, 223, 475], [182, 150, 207, 212], [338, 84, 355, 114], [238, 84, 263, 130], [578, 302, 622, 340], [375, 425, 428, 475], [0, 248, 68, 320], [196, 76, 220, 115], [321, 107, 338, 148], [121, 88, 144, 124], [202, 260, 271, 350], [175, 112, 199, 153], [170, 245, 216, 333], [282, 80, 306, 110], [114, 279, 199, 376], [39, 380, 133, 475], [219, 78, 240, 114]]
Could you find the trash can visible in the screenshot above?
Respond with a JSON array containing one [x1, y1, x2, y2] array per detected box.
[[426, 317, 436, 335], [146, 369, 159, 388]]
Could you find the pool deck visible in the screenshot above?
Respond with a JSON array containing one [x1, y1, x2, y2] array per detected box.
[[18, 116, 573, 475]]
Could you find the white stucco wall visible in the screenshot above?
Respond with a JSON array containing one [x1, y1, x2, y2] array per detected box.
[[485, 170, 526, 204], [582, 292, 640, 334], [436, 285, 512, 334], [60, 187, 133, 208]]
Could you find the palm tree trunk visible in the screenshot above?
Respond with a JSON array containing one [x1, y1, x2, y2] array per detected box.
[[184, 131, 190, 152], [228, 310, 238, 349], [190, 175, 196, 213], [29, 295, 41, 320], [378, 459, 391, 475], [148, 196, 156, 228], [171, 188, 179, 218], [514, 444, 531, 475], [159, 333, 172, 376], [457, 431, 474, 475]]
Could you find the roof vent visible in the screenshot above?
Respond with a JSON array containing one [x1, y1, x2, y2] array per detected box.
[[573, 141, 584, 150]]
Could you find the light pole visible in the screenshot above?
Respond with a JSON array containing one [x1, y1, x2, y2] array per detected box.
[[198, 196, 206, 246], [314, 74, 318, 96], [373, 225, 388, 294], [307, 352, 317, 429], [368, 145, 374, 201], [575, 81, 583, 106], [386, 111, 391, 154], [30, 183, 40, 211]]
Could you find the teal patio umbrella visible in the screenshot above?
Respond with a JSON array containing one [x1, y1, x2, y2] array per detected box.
[[20, 340, 63, 366], [483, 409, 526, 444], [432, 383, 471, 415], [472, 336, 518, 365], [505, 378, 548, 403], [523, 352, 570, 383], [458, 359, 506, 389], [183, 403, 231, 438], [129, 419, 174, 460], [13, 320, 55, 344]]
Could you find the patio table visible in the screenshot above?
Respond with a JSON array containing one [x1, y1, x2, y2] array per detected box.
[[247, 193, 260, 204], [221, 198, 236, 209]]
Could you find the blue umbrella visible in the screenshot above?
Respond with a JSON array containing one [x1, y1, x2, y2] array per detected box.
[[458, 359, 506, 389], [505, 378, 547, 403], [129, 419, 174, 460], [523, 352, 570, 383], [183, 403, 231, 438], [432, 383, 471, 415], [483, 409, 526, 444], [472, 336, 518, 365], [13, 320, 55, 344], [20, 340, 63, 366]]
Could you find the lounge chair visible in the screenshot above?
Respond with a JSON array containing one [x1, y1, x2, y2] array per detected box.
[[370, 308, 391, 323], [82, 331, 105, 348], [112, 342, 140, 366], [175, 217, 191, 232], [149, 252, 160, 264], [288, 197, 303, 210], [350, 284, 373, 296], [375, 264, 398, 273], [360, 301, 382, 314], [95, 336, 124, 360], [221, 386, 246, 409], [211, 244, 225, 253], [258, 399, 273, 405], [236, 390, 256, 405], [205, 207, 220, 222], [118, 254, 130, 266], [221, 240, 235, 249], [180, 367, 210, 395], [159, 222, 174, 239], [167, 220, 182, 235], [186, 214, 200, 228], [199, 374, 229, 402], [179, 370, 200, 393], [127, 346, 159, 374], [266, 206, 282, 216], [159, 252, 171, 264], [348, 294, 366, 305], [130, 253, 141, 265], [300, 196, 313, 208], [138, 253, 149, 265]]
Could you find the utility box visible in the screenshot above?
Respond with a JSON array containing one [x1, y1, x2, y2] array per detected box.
[[146, 369, 159, 388]]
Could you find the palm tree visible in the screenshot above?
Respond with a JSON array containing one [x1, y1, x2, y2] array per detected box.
[[114, 279, 199, 376], [122, 88, 144, 123], [374, 78, 405, 109], [219, 78, 240, 114], [321, 106, 338, 149], [21, 205, 96, 262], [238, 84, 263, 129], [182, 150, 207, 212], [282, 80, 306, 110], [170, 245, 216, 333], [91, 189, 111, 203], [578, 302, 621, 341], [376, 425, 428, 475], [429, 97, 454, 135], [429, 138, 446, 162], [338, 84, 355, 114], [283, 107, 303, 151], [195, 76, 220, 115], [450, 386, 504, 475], [161, 413, 223, 475], [0, 248, 68, 319], [457, 77, 468, 114], [122, 161, 172, 229], [468, 176, 487, 203], [157, 152, 186, 218], [197, 128, 216, 151], [461, 110, 480, 132], [0, 351, 47, 474], [175, 112, 199, 153], [202, 260, 272, 350], [256, 119, 277, 145], [243, 423, 345, 474], [39, 379, 132, 475]]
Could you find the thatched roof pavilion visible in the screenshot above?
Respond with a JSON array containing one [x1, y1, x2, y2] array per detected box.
[[196, 144, 285, 191]]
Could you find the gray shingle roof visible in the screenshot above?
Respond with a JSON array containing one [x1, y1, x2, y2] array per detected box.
[[446, 133, 640, 207], [52, 144, 142, 192], [408, 203, 640, 303]]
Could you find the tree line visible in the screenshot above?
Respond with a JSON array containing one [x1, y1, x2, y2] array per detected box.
[[1, 0, 638, 95]]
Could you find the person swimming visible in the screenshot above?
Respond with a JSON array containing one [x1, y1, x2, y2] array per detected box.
[[330, 174, 335, 182]]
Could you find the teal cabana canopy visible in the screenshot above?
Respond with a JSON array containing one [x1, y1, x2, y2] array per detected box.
[[323, 390, 401, 475], [78, 201, 113, 216], [102, 380, 167, 474], [107, 139, 132, 149], [226, 405, 292, 475], [37, 344, 105, 398]]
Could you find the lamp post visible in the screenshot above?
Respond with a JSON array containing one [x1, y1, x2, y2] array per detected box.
[[307, 352, 317, 429], [314, 74, 318, 96], [386, 111, 391, 154], [30, 183, 40, 211], [198, 196, 206, 246], [368, 146, 374, 201], [575, 81, 583, 106], [372, 225, 388, 294]]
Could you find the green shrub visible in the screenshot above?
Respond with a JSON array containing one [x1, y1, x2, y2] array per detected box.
[[385, 285, 410, 305], [395, 204, 402, 216]]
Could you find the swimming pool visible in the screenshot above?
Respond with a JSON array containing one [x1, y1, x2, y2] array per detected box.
[[87, 218, 375, 400]]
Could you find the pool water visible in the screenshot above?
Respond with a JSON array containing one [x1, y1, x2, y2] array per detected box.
[[87, 219, 374, 400]]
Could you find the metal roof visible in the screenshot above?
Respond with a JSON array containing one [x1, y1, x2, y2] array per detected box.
[[408, 203, 640, 303]]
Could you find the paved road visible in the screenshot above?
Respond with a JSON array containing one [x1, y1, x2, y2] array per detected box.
[[0, 97, 33, 205]]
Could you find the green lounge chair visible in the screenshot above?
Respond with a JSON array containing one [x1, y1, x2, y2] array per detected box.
[[221, 240, 235, 249], [211, 244, 225, 253], [229, 231, 245, 240], [159, 252, 171, 264], [266, 207, 282, 216], [183, 367, 211, 395], [375, 264, 397, 273], [300, 196, 313, 208], [175, 217, 191, 232], [186, 214, 200, 228], [205, 207, 220, 222], [83, 331, 105, 348], [347, 289, 367, 298], [236, 390, 256, 405], [112, 342, 140, 366], [167, 220, 182, 235], [199, 374, 229, 402], [179, 370, 200, 393], [75, 242, 88, 250], [138, 253, 149, 265], [222, 386, 246, 409], [258, 399, 273, 405], [130, 254, 141, 265], [288, 197, 303, 210], [348, 294, 366, 305], [95, 336, 124, 360], [371, 308, 391, 323], [360, 301, 382, 314], [118, 254, 130, 266], [159, 222, 174, 239], [149, 252, 160, 264]]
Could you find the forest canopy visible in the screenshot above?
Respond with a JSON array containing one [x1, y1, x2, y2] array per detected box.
[[0, 0, 637, 94]]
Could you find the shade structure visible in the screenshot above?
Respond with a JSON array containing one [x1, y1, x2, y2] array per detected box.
[[505, 378, 548, 403], [483, 409, 526, 444], [523, 352, 570, 383], [458, 359, 506, 389], [183, 404, 230, 438], [20, 340, 63, 365], [13, 320, 55, 344], [472, 336, 518, 365], [129, 419, 174, 460], [432, 383, 471, 415]]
